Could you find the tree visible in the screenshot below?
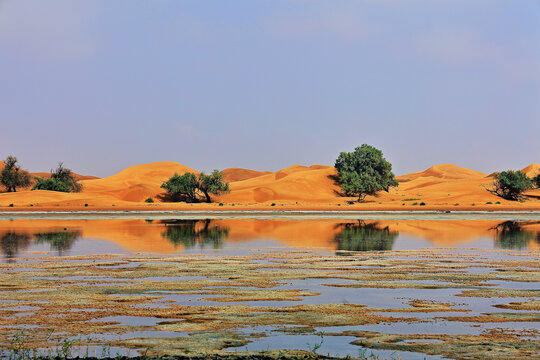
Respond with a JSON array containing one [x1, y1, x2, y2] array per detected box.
[[334, 144, 398, 202], [533, 174, 540, 189], [484, 170, 533, 201], [0, 156, 32, 192], [32, 163, 82, 193], [160, 170, 230, 203], [160, 172, 199, 202], [198, 170, 230, 203]]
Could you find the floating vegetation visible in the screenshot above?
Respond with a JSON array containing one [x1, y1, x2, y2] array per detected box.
[[0, 244, 538, 359]]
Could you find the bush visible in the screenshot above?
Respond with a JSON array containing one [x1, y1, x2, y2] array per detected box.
[[485, 170, 533, 201], [334, 144, 398, 202], [219, 203, 224, 206], [32, 163, 82, 193], [533, 174, 540, 189], [419, 202, 426, 206], [145, 197, 154, 203], [8, 203, 13, 207], [271, 203, 276, 206], [1, 156, 31, 192], [161, 170, 229, 203]]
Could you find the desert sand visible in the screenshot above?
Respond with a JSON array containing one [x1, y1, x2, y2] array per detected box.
[[0, 161, 539, 211]]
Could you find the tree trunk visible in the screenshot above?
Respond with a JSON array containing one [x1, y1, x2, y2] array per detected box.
[[203, 190, 211, 203]]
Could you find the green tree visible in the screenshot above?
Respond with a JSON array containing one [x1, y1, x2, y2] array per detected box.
[[0, 156, 32, 192], [198, 170, 230, 203], [160, 172, 199, 202], [160, 170, 229, 203], [485, 170, 533, 201], [334, 144, 398, 202], [32, 163, 82, 193], [533, 174, 540, 189]]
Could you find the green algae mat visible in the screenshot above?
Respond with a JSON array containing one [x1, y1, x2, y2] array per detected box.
[[0, 246, 538, 359]]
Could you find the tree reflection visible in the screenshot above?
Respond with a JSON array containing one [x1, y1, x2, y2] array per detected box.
[[333, 220, 398, 253], [33, 230, 81, 255], [491, 221, 538, 250], [0, 232, 32, 263], [161, 219, 229, 250]]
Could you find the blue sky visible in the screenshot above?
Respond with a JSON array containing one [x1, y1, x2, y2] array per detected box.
[[1, 0, 539, 177]]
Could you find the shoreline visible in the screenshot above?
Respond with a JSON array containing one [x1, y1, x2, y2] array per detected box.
[[1, 209, 539, 220]]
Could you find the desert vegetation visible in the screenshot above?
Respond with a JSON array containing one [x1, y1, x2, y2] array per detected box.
[[334, 144, 398, 202], [0, 156, 31, 192], [32, 163, 82, 193], [161, 170, 229, 203], [485, 170, 533, 201]]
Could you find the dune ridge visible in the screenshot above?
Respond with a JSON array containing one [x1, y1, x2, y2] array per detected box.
[[0, 161, 539, 211], [222, 168, 272, 182]]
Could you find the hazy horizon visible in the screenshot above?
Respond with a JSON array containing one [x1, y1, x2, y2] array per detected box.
[[1, 0, 539, 177]]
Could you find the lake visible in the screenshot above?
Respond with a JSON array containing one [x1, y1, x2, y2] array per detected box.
[[0, 214, 538, 359]]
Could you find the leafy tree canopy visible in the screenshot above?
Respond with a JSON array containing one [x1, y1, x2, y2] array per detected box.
[[485, 170, 533, 201], [334, 144, 398, 202], [1, 155, 31, 192], [32, 163, 82, 193], [160, 170, 229, 203]]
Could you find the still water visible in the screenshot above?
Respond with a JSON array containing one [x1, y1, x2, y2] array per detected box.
[[0, 215, 538, 359], [0, 216, 539, 261]]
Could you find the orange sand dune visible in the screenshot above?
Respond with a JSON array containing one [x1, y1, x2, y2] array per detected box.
[[218, 165, 339, 204], [81, 161, 196, 202], [396, 164, 486, 182], [222, 168, 272, 182], [1, 161, 539, 211], [522, 163, 540, 178], [30, 172, 99, 181]]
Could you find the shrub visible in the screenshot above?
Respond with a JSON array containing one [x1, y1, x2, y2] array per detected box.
[[496, 201, 501, 204], [533, 174, 540, 189], [412, 202, 418, 205], [161, 170, 229, 203], [1, 156, 31, 192], [218, 203, 224, 206], [32, 163, 82, 193], [145, 197, 154, 203], [419, 202, 426, 206], [484, 170, 533, 201], [334, 144, 398, 202], [271, 203, 276, 206], [84, 203, 89, 207], [8, 203, 13, 207], [486, 201, 492, 204]]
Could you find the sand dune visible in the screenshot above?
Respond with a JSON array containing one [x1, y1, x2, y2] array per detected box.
[[219, 165, 339, 203], [522, 163, 540, 178], [30, 172, 99, 181], [0, 161, 539, 210], [396, 164, 486, 182], [81, 161, 196, 202], [222, 168, 271, 182]]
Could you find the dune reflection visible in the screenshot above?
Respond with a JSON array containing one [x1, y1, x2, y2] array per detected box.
[[0, 218, 538, 260]]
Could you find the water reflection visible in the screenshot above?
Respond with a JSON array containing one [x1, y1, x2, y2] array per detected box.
[[34, 230, 82, 255], [0, 218, 539, 261], [492, 221, 539, 250], [333, 221, 398, 253], [161, 219, 229, 250], [0, 232, 32, 263]]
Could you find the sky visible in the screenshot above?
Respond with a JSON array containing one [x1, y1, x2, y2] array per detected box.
[[1, 0, 539, 177]]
